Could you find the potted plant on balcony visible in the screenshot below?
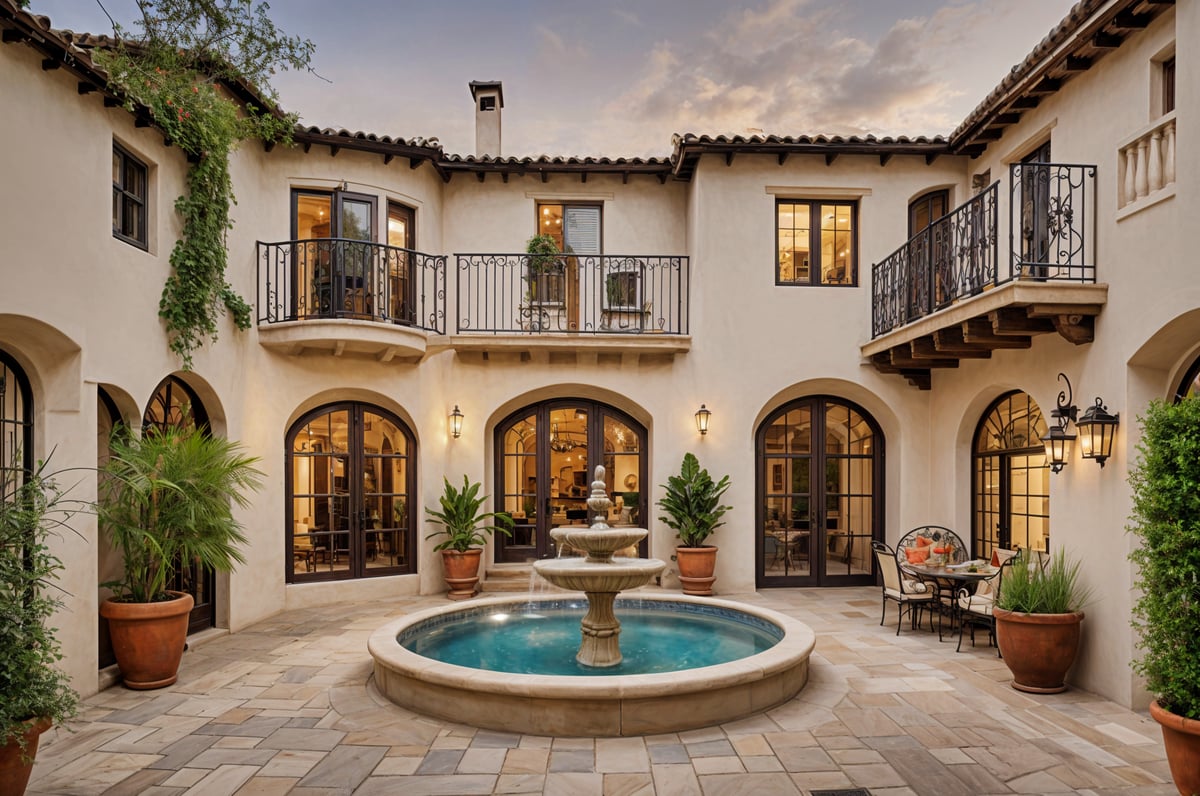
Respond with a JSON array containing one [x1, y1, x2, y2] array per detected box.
[[425, 476, 513, 600], [657, 452, 731, 596], [992, 548, 1089, 693], [0, 456, 80, 796], [1128, 397, 1200, 796], [97, 423, 262, 689]]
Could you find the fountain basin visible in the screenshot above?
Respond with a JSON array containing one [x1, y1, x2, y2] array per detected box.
[[534, 556, 665, 593], [369, 594, 816, 736]]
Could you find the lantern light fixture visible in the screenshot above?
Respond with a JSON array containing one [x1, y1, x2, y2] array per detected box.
[[695, 404, 711, 436], [1077, 397, 1120, 467], [448, 405, 464, 439], [1044, 373, 1077, 474]]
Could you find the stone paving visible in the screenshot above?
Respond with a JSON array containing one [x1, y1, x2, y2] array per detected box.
[[29, 587, 1176, 796]]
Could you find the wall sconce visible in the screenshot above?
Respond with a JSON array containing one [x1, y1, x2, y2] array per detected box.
[[448, 405, 464, 439], [1077, 398, 1119, 467], [694, 404, 711, 436], [1044, 373, 1077, 474]]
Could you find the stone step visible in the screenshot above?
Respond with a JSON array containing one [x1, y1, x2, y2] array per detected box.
[[482, 565, 536, 592]]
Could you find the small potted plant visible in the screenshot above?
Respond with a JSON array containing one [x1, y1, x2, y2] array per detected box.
[[1, 457, 79, 795], [992, 548, 1089, 693], [1128, 397, 1200, 796], [525, 234, 564, 304], [425, 476, 513, 600], [657, 452, 731, 596], [97, 423, 263, 689]]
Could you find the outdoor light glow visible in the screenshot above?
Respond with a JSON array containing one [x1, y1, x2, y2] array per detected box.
[[448, 405, 464, 439]]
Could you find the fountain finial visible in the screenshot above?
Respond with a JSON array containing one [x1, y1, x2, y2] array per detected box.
[[587, 465, 612, 527]]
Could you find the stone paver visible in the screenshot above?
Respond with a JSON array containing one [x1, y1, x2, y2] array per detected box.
[[27, 587, 1174, 795]]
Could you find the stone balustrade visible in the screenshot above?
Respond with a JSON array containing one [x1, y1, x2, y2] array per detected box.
[[1118, 111, 1176, 209]]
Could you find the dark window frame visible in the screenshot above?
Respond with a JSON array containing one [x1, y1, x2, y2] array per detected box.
[[908, 190, 949, 237], [1162, 55, 1176, 115], [774, 199, 859, 287], [113, 143, 148, 249]]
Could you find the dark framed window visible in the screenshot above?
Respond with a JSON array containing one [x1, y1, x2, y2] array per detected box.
[[286, 403, 416, 583], [908, 190, 948, 237], [972, 391, 1050, 559], [113, 143, 148, 248], [0, 349, 33, 489], [532, 202, 602, 309], [1174, 352, 1200, 402], [776, 200, 857, 286], [1162, 56, 1176, 115]]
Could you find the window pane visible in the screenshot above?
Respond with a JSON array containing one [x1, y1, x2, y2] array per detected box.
[[777, 201, 810, 283], [564, 206, 601, 255], [296, 193, 333, 238]]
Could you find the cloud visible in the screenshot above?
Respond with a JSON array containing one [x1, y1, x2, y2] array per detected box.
[[612, 8, 641, 27]]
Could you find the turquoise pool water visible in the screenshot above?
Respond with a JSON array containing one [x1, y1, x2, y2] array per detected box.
[[398, 598, 782, 675]]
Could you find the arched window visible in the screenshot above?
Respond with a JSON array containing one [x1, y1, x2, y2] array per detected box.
[[973, 391, 1050, 557], [756, 397, 882, 588], [909, 189, 948, 236], [286, 404, 416, 582], [0, 349, 33, 483], [495, 400, 646, 563], [1174, 353, 1200, 402]]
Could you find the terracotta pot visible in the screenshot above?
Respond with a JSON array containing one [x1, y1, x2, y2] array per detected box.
[[100, 591, 195, 690], [993, 608, 1084, 693], [441, 548, 483, 600], [1149, 699, 1200, 796], [675, 545, 717, 596], [0, 716, 51, 796]]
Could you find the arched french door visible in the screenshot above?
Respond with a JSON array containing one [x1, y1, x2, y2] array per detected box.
[[285, 403, 416, 582], [495, 400, 646, 563], [756, 397, 882, 588], [972, 391, 1051, 558], [0, 349, 33, 480], [143, 376, 214, 634]]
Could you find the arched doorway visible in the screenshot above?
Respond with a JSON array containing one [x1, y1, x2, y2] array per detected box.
[[972, 391, 1051, 558], [756, 397, 882, 587], [285, 403, 416, 582], [0, 349, 33, 478], [495, 400, 646, 563]]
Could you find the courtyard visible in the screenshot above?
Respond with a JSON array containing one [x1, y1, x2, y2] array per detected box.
[[29, 586, 1175, 796]]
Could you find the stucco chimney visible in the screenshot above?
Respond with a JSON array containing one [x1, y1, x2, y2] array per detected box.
[[469, 80, 504, 158]]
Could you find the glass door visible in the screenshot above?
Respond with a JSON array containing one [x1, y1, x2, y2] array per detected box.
[[385, 203, 414, 324], [1019, 141, 1052, 278], [973, 392, 1050, 559], [335, 192, 377, 317]]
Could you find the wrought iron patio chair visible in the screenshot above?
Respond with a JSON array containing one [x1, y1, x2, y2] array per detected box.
[[956, 551, 1020, 655], [872, 540, 935, 635]]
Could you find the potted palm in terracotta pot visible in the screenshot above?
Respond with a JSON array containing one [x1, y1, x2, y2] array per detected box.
[[425, 476, 512, 600], [657, 452, 730, 596], [0, 457, 79, 795], [1129, 397, 1200, 796], [993, 548, 1088, 693], [97, 423, 262, 689]]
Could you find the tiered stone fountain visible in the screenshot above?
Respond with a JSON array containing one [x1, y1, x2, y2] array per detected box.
[[533, 466, 666, 666]]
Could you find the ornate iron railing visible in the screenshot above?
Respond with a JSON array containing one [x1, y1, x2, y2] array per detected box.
[[872, 163, 1096, 338], [257, 239, 446, 334], [455, 254, 689, 335]]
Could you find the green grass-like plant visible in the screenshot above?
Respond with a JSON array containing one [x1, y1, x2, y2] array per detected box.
[[0, 455, 80, 759], [1128, 397, 1200, 720], [995, 548, 1089, 614], [424, 476, 513, 553], [98, 424, 263, 603], [657, 452, 731, 548]]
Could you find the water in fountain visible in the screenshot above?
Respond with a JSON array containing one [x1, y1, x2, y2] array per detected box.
[[532, 465, 666, 667]]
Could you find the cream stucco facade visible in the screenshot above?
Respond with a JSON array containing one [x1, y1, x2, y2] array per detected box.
[[0, 0, 1194, 714]]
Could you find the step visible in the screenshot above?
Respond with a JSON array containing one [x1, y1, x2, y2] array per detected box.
[[482, 565, 537, 592]]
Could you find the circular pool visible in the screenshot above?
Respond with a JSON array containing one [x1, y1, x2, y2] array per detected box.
[[369, 593, 816, 736]]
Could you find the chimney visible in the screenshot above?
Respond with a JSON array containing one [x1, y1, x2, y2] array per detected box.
[[469, 80, 504, 158]]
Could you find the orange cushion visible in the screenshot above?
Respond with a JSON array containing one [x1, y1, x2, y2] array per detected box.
[[915, 537, 932, 547], [991, 550, 1001, 567], [932, 546, 946, 554], [905, 547, 931, 564]]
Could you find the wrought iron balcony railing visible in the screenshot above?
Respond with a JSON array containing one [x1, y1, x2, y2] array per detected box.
[[257, 239, 446, 334], [455, 254, 689, 335], [872, 162, 1097, 338]]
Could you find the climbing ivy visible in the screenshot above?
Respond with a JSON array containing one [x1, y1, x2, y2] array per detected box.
[[93, 1, 314, 368]]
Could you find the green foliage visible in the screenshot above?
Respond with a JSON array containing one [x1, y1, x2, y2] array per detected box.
[[657, 452, 731, 548], [525, 234, 564, 276], [0, 456, 80, 755], [97, 424, 263, 603], [424, 476, 513, 553], [995, 549, 1089, 614], [92, 1, 314, 368], [1128, 397, 1200, 720]]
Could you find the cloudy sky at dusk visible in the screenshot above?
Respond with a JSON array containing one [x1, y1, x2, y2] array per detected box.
[[34, 0, 1076, 157]]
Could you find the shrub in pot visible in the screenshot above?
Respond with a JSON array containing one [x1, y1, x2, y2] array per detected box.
[[993, 548, 1089, 693], [657, 452, 730, 596], [1128, 397, 1200, 796], [425, 476, 512, 600], [0, 457, 80, 795], [97, 423, 262, 689]]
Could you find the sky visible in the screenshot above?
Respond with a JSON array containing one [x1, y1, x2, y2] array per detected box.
[[32, 0, 1078, 158]]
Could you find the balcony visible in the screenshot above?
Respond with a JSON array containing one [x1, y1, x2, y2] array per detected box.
[[256, 239, 447, 362], [453, 254, 691, 361], [866, 163, 1106, 389]]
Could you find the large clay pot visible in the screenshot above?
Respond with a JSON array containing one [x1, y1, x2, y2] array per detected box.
[[441, 549, 483, 600], [675, 545, 717, 596], [1149, 699, 1200, 796], [100, 591, 195, 690], [993, 608, 1084, 693], [0, 717, 51, 796]]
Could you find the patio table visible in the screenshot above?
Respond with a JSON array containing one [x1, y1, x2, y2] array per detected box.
[[901, 562, 999, 639]]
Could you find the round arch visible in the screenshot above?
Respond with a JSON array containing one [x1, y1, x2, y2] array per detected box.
[[0, 348, 34, 474], [971, 390, 1050, 557]]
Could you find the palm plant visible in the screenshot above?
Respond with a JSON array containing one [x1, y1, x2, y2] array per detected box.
[[98, 424, 263, 603], [424, 476, 513, 553], [657, 452, 731, 547]]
